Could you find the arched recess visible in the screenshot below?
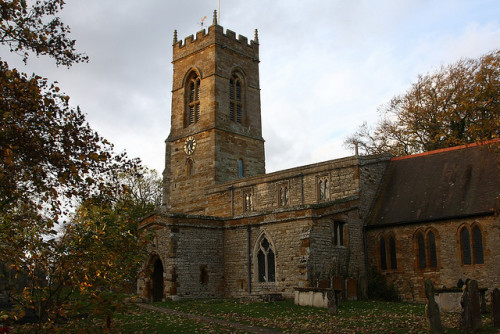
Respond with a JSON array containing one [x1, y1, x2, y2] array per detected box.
[[145, 253, 164, 302], [253, 230, 277, 283]]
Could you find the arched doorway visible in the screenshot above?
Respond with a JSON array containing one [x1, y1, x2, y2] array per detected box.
[[152, 258, 164, 302]]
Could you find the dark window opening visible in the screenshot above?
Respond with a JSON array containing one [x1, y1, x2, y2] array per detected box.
[[461, 227, 472, 265], [187, 159, 194, 176], [380, 237, 387, 270], [428, 231, 437, 268], [200, 266, 209, 285], [417, 233, 426, 269], [472, 226, 484, 264], [333, 221, 345, 246], [238, 159, 244, 178], [389, 236, 397, 270]]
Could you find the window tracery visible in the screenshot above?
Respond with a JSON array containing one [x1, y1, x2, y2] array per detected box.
[[256, 235, 275, 282]]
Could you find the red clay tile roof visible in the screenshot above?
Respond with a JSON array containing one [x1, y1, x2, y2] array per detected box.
[[367, 140, 500, 227]]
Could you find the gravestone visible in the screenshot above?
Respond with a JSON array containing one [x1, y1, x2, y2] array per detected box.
[[424, 279, 443, 334], [460, 279, 481, 333], [492, 288, 500, 328], [327, 290, 337, 315]]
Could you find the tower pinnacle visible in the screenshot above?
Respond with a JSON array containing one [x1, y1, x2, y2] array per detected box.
[[213, 10, 217, 26]]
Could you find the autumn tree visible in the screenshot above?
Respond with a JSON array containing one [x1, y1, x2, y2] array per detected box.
[[0, 0, 88, 66], [345, 50, 500, 156], [0, 1, 152, 330]]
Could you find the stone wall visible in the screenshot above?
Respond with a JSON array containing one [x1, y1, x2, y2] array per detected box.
[[366, 215, 500, 302]]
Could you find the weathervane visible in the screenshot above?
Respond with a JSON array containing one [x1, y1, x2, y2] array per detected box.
[[199, 15, 207, 28]]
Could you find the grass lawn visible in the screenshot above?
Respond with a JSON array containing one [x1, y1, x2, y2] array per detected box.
[[8, 299, 498, 333], [152, 298, 498, 334]]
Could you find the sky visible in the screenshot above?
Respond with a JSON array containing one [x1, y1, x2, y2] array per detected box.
[[2, 0, 500, 173]]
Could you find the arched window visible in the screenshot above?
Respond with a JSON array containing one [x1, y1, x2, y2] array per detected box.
[[472, 225, 484, 264], [279, 185, 289, 206], [414, 229, 439, 270], [318, 177, 329, 200], [389, 236, 397, 270], [229, 74, 243, 123], [256, 236, 275, 282], [238, 159, 244, 178], [460, 227, 472, 265], [185, 72, 201, 126], [243, 192, 252, 212], [417, 232, 426, 269], [428, 231, 437, 268], [333, 221, 345, 246], [380, 237, 387, 270], [186, 158, 194, 176]]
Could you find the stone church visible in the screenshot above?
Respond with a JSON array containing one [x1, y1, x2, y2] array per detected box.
[[137, 13, 500, 303]]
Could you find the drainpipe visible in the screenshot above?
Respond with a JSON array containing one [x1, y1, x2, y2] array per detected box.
[[247, 225, 252, 294]]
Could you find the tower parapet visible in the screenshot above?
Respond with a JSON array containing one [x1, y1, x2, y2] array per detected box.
[[173, 14, 259, 62]]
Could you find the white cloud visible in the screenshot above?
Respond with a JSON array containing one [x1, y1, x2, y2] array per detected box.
[[4, 0, 499, 174]]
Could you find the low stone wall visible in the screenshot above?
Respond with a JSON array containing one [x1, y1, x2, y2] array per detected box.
[[294, 287, 340, 308]]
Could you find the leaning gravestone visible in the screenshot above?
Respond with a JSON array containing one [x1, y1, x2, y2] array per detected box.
[[459, 279, 481, 333], [327, 289, 337, 315], [425, 279, 443, 334], [492, 288, 500, 328]]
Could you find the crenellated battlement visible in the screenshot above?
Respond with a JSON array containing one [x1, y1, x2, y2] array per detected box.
[[172, 11, 259, 62]]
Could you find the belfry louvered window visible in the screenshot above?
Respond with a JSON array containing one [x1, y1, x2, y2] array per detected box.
[[229, 75, 243, 123], [186, 74, 200, 125]]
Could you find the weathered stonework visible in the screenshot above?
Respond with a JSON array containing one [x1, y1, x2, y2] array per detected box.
[[138, 16, 499, 304]]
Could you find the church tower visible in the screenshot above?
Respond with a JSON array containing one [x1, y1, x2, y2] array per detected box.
[[163, 11, 265, 214]]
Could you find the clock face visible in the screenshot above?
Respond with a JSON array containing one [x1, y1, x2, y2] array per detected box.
[[184, 136, 197, 155]]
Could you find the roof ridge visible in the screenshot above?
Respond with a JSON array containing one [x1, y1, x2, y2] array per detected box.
[[391, 138, 500, 161]]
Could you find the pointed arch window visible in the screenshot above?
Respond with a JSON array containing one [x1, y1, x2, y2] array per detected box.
[[417, 232, 426, 269], [460, 227, 472, 265], [186, 158, 194, 176], [389, 236, 397, 270], [379, 234, 397, 270], [380, 237, 387, 270], [428, 231, 437, 268], [229, 74, 243, 123], [256, 235, 275, 282], [238, 159, 244, 178], [415, 229, 439, 270], [318, 176, 329, 201], [333, 221, 345, 246], [279, 185, 289, 207], [185, 72, 201, 126], [472, 226, 484, 264], [460, 224, 484, 265]]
